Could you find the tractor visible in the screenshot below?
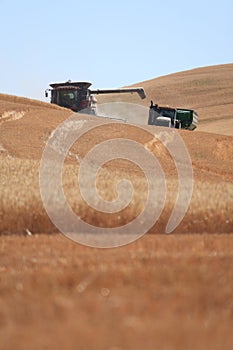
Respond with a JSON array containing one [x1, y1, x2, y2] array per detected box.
[[148, 101, 198, 130]]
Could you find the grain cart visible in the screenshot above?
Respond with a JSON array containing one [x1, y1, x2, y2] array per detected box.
[[148, 101, 198, 130]]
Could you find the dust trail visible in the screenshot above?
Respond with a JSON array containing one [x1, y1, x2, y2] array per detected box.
[[97, 102, 149, 125]]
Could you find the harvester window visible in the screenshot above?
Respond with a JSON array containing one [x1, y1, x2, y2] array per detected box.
[[63, 92, 75, 100], [59, 91, 76, 105]]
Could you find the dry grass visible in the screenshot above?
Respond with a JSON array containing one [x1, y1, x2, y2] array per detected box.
[[0, 93, 64, 111], [0, 157, 50, 234], [0, 149, 232, 235]]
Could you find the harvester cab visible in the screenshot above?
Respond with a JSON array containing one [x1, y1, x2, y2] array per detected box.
[[45, 80, 146, 114]]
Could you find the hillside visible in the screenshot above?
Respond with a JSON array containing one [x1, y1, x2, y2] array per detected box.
[[97, 64, 233, 136]]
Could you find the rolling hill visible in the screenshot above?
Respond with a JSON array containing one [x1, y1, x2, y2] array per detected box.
[[97, 64, 233, 136]]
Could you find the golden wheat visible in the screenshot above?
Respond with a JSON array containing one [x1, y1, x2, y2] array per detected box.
[[0, 154, 232, 235]]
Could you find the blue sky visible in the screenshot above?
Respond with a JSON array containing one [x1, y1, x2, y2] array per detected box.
[[0, 0, 232, 100]]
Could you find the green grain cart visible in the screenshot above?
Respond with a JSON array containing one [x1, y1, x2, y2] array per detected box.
[[148, 101, 198, 130]]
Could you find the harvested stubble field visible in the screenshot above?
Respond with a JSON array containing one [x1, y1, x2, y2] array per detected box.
[[0, 64, 233, 349]]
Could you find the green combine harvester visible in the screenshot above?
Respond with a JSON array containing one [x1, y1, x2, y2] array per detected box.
[[148, 101, 198, 130]]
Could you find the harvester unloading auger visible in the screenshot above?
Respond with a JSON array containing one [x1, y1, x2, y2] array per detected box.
[[45, 81, 146, 114]]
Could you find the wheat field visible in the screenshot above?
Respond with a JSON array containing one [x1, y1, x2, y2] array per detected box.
[[0, 64, 233, 350]]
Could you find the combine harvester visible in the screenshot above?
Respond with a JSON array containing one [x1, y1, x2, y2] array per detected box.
[[45, 81, 146, 114], [45, 81, 198, 130]]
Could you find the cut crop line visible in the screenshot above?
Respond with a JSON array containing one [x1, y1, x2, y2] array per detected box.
[[0, 110, 26, 124]]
